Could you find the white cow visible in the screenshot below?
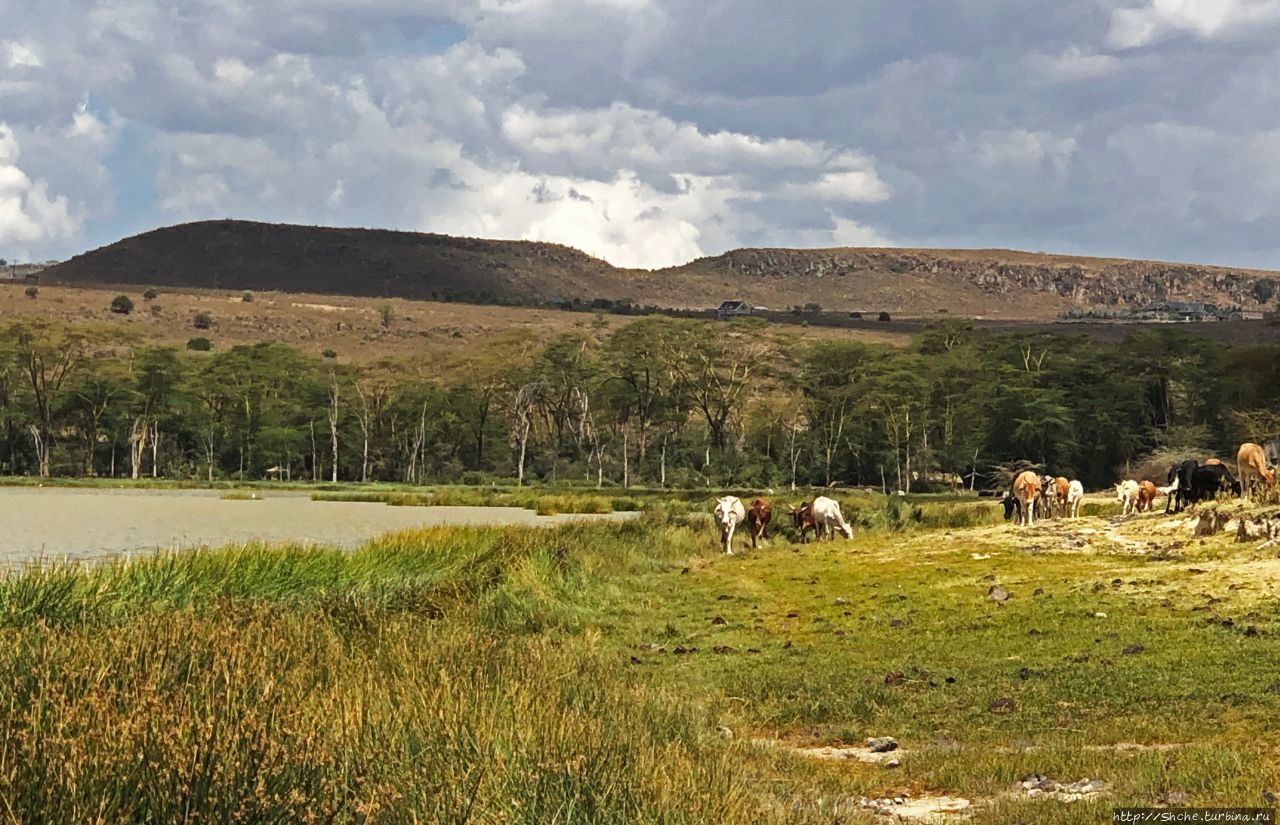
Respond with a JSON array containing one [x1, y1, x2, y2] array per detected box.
[[1115, 479, 1139, 516], [714, 496, 747, 554], [811, 495, 853, 540], [1066, 479, 1085, 518]]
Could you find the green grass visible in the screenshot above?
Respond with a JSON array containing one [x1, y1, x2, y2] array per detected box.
[[0, 501, 1273, 820]]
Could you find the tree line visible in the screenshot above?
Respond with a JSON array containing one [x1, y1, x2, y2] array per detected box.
[[0, 316, 1275, 490]]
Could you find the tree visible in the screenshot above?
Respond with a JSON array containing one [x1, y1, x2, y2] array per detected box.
[[143, 288, 158, 301], [110, 295, 134, 315], [193, 312, 213, 330], [24, 286, 37, 300]]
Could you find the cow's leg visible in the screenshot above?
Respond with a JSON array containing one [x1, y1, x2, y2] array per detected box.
[[724, 521, 736, 554], [1028, 498, 1036, 527]]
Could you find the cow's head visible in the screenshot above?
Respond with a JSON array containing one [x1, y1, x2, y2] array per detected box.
[[1001, 493, 1018, 521], [790, 502, 810, 528]]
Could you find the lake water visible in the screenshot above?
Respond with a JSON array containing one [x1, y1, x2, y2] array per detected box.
[[0, 488, 633, 566]]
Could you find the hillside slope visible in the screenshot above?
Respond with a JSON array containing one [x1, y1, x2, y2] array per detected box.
[[41, 221, 1280, 319]]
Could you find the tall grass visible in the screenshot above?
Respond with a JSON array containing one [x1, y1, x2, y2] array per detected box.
[[0, 516, 820, 823]]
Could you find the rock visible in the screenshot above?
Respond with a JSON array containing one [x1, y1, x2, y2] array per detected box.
[[782, 640, 793, 649], [1246, 625, 1260, 637], [1095, 612, 1108, 618], [866, 736, 898, 753], [834, 597, 848, 605], [987, 585, 1010, 602], [1033, 588, 1045, 596], [884, 671, 906, 686], [716, 594, 732, 601], [716, 725, 733, 740], [710, 615, 727, 625], [712, 645, 736, 654], [1162, 791, 1189, 805], [989, 696, 1016, 714], [1122, 644, 1145, 655], [885, 758, 901, 769]]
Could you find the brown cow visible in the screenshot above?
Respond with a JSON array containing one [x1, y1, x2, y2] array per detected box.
[[1052, 476, 1070, 518], [790, 502, 820, 543], [1205, 458, 1223, 466], [746, 498, 772, 549], [1135, 479, 1159, 513], [1012, 470, 1042, 527], [1238, 442, 1276, 500]]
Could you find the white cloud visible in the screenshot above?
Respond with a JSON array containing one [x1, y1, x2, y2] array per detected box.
[[0, 124, 77, 250], [1025, 47, 1122, 82], [1108, 0, 1280, 48], [4, 40, 42, 68]]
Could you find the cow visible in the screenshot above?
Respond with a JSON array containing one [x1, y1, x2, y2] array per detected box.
[[1166, 460, 1198, 513], [1038, 474, 1057, 519], [1115, 479, 1140, 516], [1005, 470, 1042, 527], [1052, 476, 1070, 518], [1204, 458, 1224, 466], [1238, 442, 1277, 500], [790, 502, 820, 543], [1136, 479, 1159, 513], [713, 496, 746, 554], [1066, 479, 1084, 518], [746, 498, 773, 549], [811, 495, 853, 539], [1185, 464, 1242, 505]]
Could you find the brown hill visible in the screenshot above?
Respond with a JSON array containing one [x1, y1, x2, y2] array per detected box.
[[41, 220, 1280, 320]]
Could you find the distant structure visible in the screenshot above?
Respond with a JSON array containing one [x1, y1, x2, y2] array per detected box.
[[716, 299, 755, 320], [1067, 300, 1257, 323]]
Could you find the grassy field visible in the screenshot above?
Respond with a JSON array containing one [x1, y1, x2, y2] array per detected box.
[[1, 495, 1277, 821]]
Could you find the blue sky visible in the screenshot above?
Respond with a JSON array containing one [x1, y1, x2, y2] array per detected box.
[[3, 1, 1280, 270]]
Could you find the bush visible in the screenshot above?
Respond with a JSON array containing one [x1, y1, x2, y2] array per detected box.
[[110, 295, 134, 315], [878, 311, 892, 322], [379, 305, 393, 328], [24, 286, 37, 300], [321, 348, 337, 359], [142, 288, 158, 301], [849, 311, 862, 319], [242, 290, 254, 303], [193, 312, 213, 330], [186, 337, 213, 352]]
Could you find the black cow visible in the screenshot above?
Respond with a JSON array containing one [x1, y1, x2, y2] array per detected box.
[[1165, 460, 1198, 514], [1185, 464, 1242, 505]]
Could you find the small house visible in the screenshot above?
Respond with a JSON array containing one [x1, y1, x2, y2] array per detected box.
[[716, 300, 754, 320]]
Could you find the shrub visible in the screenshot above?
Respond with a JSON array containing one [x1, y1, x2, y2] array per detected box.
[[193, 311, 213, 330], [849, 311, 862, 319], [186, 337, 213, 352], [142, 288, 158, 301], [321, 348, 337, 359], [24, 286, 37, 300], [242, 290, 254, 303], [110, 295, 134, 315], [379, 304, 393, 328], [878, 311, 892, 322]]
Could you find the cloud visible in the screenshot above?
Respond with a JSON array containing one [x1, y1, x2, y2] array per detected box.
[[0, 124, 77, 251], [1107, 0, 1280, 49], [4, 0, 1280, 271]]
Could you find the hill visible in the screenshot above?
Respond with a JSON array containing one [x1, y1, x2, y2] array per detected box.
[[41, 220, 1280, 320]]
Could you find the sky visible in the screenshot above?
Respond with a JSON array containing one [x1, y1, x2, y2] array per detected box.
[[2, 1, 1280, 270]]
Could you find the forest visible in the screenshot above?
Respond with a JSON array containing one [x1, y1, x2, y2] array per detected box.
[[0, 316, 1276, 490]]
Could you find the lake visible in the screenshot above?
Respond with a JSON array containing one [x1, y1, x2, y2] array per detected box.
[[0, 488, 633, 566]]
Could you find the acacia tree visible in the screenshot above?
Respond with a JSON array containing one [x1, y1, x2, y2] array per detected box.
[[5, 321, 100, 477]]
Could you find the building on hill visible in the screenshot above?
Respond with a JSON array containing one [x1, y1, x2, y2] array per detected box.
[[716, 299, 755, 319]]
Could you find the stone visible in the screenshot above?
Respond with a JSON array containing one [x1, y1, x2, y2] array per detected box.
[[866, 736, 898, 753], [988, 585, 1010, 602]]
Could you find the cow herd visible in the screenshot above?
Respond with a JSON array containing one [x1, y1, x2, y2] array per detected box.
[[712, 494, 852, 554], [1001, 471, 1085, 527], [713, 443, 1276, 549], [1002, 441, 1277, 529]]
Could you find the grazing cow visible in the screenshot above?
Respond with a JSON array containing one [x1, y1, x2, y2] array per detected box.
[[811, 495, 853, 539], [1136, 480, 1159, 513], [713, 496, 746, 554], [746, 498, 773, 549], [1237, 442, 1277, 500], [1115, 479, 1140, 516], [790, 502, 820, 543], [1008, 470, 1042, 527], [1037, 474, 1057, 518], [1066, 480, 1084, 518], [1185, 464, 1242, 505], [1166, 460, 1198, 513]]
